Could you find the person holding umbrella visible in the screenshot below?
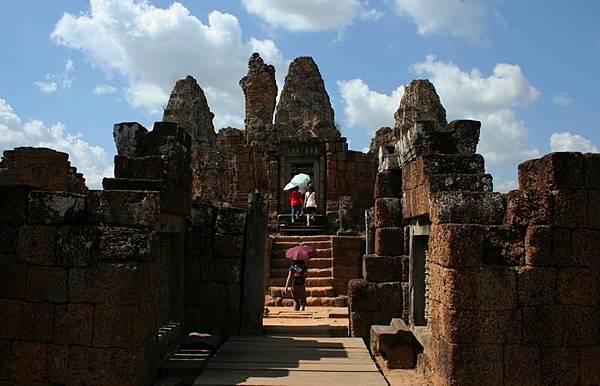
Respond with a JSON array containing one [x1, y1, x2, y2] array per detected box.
[[284, 244, 315, 311]]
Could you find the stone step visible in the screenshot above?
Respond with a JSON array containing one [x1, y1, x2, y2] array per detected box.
[[272, 235, 332, 242], [269, 277, 333, 288], [270, 267, 332, 278], [271, 257, 333, 269], [273, 241, 332, 250], [272, 248, 332, 259], [265, 296, 348, 307], [268, 286, 335, 298]]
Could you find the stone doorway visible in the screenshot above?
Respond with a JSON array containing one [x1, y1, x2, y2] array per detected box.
[[279, 157, 323, 214], [409, 231, 430, 327]]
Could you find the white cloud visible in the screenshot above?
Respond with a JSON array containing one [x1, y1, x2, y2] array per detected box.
[[361, 8, 385, 21], [550, 131, 598, 153], [93, 84, 118, 95], [34, 81, 58, 94], [412, 55, 541, 172], [241, 0, 367, 32], [337, 78, 404, 131], [0, 98, 112, 188], [34, 58, 74, 94], [390, 0, 488, 43], [552, 91, 572, 107], [494, 178, 518, 193], [52, 0, 285, 129]]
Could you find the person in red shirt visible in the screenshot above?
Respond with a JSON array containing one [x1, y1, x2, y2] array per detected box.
[[289, 186, 302, 223]]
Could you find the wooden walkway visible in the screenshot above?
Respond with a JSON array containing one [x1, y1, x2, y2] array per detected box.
[[193, 335, 387, 385]]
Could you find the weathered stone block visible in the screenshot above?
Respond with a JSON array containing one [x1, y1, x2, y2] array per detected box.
[[374, 227, 403, 256], [431, 302, 521, 344], [562, 306, 599, 347], [572, 229, 600, 268], [374, 170, 402, 199], [586, 190, 600, 229], [506, 190, 553, 227], [67, 345, 149, 386], [374, 198, 402, 228], [48, 345, 69, 384], [17, 225, 55, 266], [55, 225, 99, 267], [372, 311, 400, 326], [348, 279, 378, 312], [370, 325, 415, 369], [556, 268, 598, 306], [503, 345, 541, 386], [429, 337, 503, 385], [94, 304, 152, 347], [69, 262, 156, 305], [540, 346, 579, 385], [422, 153, 485, 174], [525, 225, 553, 266], [0, 255, 27, 299], [53, 304, 94, 346], [215, 208, 246, 234], [429, 224, 484, 267], [0, 339, 11, 380], [350, 311, 374, 338], [428, 173, 493, 193], [8, 341, 48, 382], [579, 346, 600, 385], [362, 255, 395, 283], [86, 190, 160, 226], [553, 227, 572, 267], [214, 234, 244, 258], [26, 266, 67, 303], [27, 191, 86, 224], [376, 282, 402, 312], [0, 225, 18, 254], [0, 185, 33, 224], [522, 305, 564, 346], [483, 225, 525, 266], [98, 226, 153, 261], [519, 152, 585, 190], [213, 258, 242, 284], [430, 191, 505, 225], [429, 264, 517, 310], [0, 300, 36, 340], [552, 190, 586, 229], [517, 266, 557, 306], [394, 255, 409, 282]]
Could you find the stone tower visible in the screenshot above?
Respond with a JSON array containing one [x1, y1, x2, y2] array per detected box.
[[394, 79, 447, 135], [275, 56, 339, 140], [163, 75, 216, 152], [240, 53, 277, 131]]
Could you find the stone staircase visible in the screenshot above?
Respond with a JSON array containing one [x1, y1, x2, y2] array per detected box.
[[265, 235, 347, 307]]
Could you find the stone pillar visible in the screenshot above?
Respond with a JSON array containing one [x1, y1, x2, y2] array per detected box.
[[240, 193, 268, 334]]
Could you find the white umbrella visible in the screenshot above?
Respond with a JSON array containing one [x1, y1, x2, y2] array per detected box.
[[283, 173, 311, 191]]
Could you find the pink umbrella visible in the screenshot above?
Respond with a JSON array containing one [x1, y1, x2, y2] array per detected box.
[[286, 245, 316, 261]]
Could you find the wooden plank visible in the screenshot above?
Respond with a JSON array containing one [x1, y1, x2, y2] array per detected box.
[[194, 369, 388, 386], [204, 362, 379, 372]]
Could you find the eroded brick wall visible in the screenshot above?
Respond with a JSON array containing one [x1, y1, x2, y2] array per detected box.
[[185, 203, 248, 336], [0, 188, 162, 385], [0, 147, 86, 193], [348, 168, 408, 337], [427, 152, 600, 385]]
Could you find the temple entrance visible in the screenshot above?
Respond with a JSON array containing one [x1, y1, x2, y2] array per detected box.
[[278, 157, 323, 214]]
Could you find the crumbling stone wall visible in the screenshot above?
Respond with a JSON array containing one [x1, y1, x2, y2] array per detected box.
[[428, 152, 600, 385], [0, 186, 162, 385], [348, 166, 408, 337], [0, 147, 86, 193]]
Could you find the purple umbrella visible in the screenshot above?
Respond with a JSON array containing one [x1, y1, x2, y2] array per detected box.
[[285, 245, 316, 261]]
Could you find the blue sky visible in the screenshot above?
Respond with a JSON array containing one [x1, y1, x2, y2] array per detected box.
[[1, 0, 599, 190]]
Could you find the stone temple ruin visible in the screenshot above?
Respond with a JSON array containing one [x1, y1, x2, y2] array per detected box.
[[0, 53, 599, 385]]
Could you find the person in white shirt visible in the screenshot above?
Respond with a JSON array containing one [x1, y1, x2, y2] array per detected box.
[[303, 185, 317, 226]]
